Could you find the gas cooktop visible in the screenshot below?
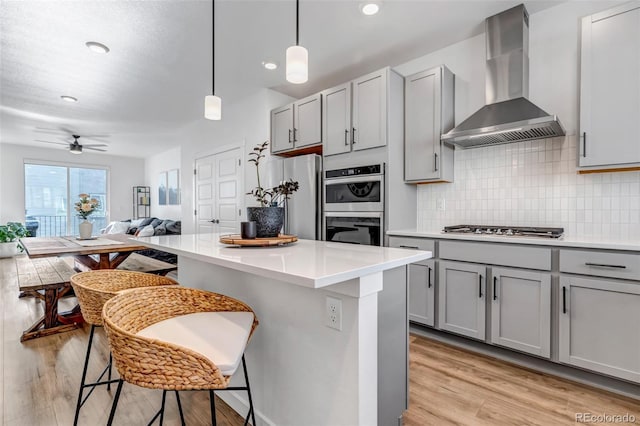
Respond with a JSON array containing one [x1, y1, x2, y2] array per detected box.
[[442, 225, 564, 239]]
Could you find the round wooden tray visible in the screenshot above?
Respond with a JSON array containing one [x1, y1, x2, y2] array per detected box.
[[219, 234, 298, 247]]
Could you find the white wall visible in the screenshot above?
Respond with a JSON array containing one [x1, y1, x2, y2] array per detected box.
[[0, 143, 144, 223], [394, 0, 639, 240], [173, 88, 294, 234], [144, 146, 182, 220]]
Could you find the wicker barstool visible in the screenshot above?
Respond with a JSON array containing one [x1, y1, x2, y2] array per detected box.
[[102, 286, 259, 426], [70, 270, 178, 426]]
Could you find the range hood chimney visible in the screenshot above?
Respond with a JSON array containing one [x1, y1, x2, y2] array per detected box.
[[441, 4, 565, 148]]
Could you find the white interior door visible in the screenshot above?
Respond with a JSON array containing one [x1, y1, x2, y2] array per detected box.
[[195, 147, 243, 235]]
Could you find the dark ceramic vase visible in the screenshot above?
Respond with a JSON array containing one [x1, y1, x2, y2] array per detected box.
[[246, 206, 284, 238]]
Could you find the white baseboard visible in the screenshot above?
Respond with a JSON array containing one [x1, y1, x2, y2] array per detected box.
[[217, 390, 275, 426]]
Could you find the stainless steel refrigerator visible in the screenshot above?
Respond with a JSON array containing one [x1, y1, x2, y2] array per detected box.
[[275, 154, 322, 240]]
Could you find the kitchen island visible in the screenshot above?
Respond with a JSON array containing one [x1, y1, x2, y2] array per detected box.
[[134, 233, 431, 426]]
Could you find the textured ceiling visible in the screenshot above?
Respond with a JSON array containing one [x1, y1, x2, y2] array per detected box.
[[0, 0, 564, 157]]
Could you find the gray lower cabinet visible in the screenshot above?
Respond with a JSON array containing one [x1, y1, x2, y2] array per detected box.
[[438, 261, 486, 340], [559, 276, 640, 383], [490, 267, 551, 358], [408, 260, 435, 327]]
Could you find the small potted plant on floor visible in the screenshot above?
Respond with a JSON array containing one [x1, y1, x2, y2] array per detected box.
[[0, 222, 29, 258], [246, 141, 299, 238]]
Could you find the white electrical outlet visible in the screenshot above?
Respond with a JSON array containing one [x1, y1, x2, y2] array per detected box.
[[437, 198, 446, 211], [326, 296, 342, 331]]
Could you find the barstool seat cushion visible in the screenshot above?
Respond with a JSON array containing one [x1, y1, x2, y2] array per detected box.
[[137, 311, 254, 376]]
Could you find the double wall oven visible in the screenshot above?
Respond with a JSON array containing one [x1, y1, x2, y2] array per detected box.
[[323, 164, 384, 246]]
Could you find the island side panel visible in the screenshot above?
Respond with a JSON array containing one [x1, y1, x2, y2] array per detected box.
[[178, 256, 380, 426]]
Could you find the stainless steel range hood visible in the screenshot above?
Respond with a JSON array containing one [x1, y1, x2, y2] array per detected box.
[[441, 4, 565, 148]]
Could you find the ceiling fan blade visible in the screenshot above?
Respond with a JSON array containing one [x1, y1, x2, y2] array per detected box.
[[82, 143, 108, 148], [84, 147, 107, 152], [34, 140, 68, 146]]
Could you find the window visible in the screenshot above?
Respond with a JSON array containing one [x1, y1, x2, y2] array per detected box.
[[24, 163, 109, 237]]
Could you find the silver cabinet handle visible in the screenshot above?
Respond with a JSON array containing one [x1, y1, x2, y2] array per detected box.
[[434, 153, 438, 172], [427, 266, 432, 288], [352, 127, 357, 144], [344, 129, 349, 146], [293, 128, 298, 142], [493, 276, 497, 301], [562, 286, 567, 314], [288, 129, 293, 144], [585, 262, 627, 269], [479, 275, 483, 298], [399, 245, 419, 249], [582, 132, 586, 157]]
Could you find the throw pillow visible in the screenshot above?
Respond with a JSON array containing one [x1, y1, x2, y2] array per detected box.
[[166, 220, 181, 234], [107, 221, 131, 234], [139, 217, 157, 227], [130, 218, 145, 228], [137, 224, 155, 237]]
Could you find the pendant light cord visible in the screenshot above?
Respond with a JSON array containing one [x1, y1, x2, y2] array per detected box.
[[295, 0, 299, 46], [211, 0, 215, 94]]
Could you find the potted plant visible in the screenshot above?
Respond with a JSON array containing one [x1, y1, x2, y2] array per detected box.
[[246, 141, 299, 237], [74, 194, 100, 239], [0, 222, 29, 258]]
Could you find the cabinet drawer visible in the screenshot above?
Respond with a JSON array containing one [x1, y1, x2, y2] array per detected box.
[[389, 237, 434, 266], [439, 241, 551, 271], [560, 250, 640, 281]]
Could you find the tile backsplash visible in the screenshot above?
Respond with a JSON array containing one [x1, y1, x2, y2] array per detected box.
[[417, 136, 640, 240]]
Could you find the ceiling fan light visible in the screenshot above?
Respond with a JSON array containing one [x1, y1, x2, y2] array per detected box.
[[204, 95, 222, 120], [85, 41, 110, 54], [286, 45, 308, 84], [70, 145, 83, 154], [61, 95, 78, 103]]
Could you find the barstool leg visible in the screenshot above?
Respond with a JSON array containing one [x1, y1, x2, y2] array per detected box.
[[175, 391, 185, 426], [107, 379, 124, 426], [158, 390, 167, 426], [74, 324, 96, 426], [242, 355, 257, 426], [209, 390, 217, 426], [107, 352, 113, 391]]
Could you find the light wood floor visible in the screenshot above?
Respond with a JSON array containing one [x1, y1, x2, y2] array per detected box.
[[2, 257, 639, 425]]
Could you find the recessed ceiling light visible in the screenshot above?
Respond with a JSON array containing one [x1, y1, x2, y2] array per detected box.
[[85, 41, 110, 54], [361, 3, 380, 16], [262, 61, 278, 70], [61, 96, 78, 103]]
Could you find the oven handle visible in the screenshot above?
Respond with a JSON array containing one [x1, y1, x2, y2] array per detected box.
[[324, 211, 383, 219], [324, 175, 383, 185]]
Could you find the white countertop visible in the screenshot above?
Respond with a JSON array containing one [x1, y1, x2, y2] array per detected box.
[[133, 234, 432, 288], [387, 229, 640, 251]]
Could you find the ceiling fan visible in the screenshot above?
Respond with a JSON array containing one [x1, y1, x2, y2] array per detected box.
[[35, 135, 108, 154]]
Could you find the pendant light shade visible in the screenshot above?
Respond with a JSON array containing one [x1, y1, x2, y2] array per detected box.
[[286, 0, 308, 84], [204, 95, 222, 120], [205, 0, 221, 120], [286, 45, 308, 84]]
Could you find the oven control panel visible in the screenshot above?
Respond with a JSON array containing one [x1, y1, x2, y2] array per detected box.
[[325, 164, 382, 179]]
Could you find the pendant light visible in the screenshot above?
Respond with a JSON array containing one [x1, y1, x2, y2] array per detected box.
[[286, 0, 308, 84], [204, 0, 221, 120]]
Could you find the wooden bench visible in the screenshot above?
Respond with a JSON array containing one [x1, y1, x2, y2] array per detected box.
[[15, 256, 83, 342], [72, 252, 177, 276]]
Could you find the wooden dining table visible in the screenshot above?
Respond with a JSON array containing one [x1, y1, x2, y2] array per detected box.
[[17, 234, 152, 340]]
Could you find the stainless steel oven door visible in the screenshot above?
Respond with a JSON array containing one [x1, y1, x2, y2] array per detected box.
[[323, 212, 384, 246], [323, 175, 384, 212]]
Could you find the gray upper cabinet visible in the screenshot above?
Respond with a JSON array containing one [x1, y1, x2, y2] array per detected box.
[[322, 83, 352, 156], [323, 68, 390, 156], [438, 261, 486, 340], [404, 65, 455, 183], [490, 267, 551, 358], [352, 68, 388, 152], [271, 94, 322, 154], [579, 2, 640, 168], [408, 260, 435, 327], [559, 276, 640, 383], [271, 104, 294, 153]]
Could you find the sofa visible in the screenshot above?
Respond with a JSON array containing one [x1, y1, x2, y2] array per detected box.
[[102, 218, 181, 264]]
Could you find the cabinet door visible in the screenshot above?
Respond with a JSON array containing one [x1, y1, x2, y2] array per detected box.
[[559, 276, 640, 383], [322, 83, 352, 156], [271, 104, 293, 153], [580, 4, 640, 167], [405, 68, 440, 181], [408, 260, 435, 327], [490, 268, 551, 358], [438, 261, 486, 340], [294, 94, 322, 148], [352, 69, 387, 151]]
